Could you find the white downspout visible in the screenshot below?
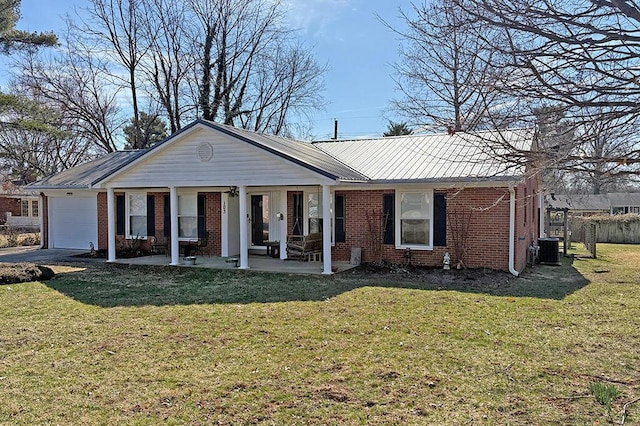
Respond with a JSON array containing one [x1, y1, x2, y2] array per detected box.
[[508, 186, 520, 277], [107, 188, 116, 262], [538, 191, 544, 238]]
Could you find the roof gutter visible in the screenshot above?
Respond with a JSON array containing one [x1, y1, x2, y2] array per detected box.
[[508, 186, 519, 277]]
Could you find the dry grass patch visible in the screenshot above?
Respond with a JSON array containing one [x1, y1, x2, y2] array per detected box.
[[0, 244, 639, 424]]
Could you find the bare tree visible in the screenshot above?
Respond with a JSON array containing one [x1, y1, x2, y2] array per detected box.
[[384, 0, 509, 132], [0, 88, 95, 181], [239, 41, 325, 135], [139, 0, 195, 132], [450, 0, 640, 175], [18, 28, 123, 153], [189, 0, 324, 135], [80, 0, 150, 148]]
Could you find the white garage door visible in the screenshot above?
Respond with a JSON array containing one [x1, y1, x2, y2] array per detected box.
[[49, 196, 98, 249]]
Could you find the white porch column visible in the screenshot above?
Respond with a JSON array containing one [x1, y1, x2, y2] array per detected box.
[[238, 185, 249, 269], [279, 189, 288, 259], [170, 186, 180, 265], [322, 184, 332, 275], [107, 187, 116, 262], [38, 193, 45, 249]]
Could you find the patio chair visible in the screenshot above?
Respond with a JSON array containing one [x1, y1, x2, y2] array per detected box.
[[192, 231, 209, 256], [149, 236, 168, 255]]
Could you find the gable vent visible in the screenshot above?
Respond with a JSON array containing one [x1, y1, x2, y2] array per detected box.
[[197, 142, 214, 162]]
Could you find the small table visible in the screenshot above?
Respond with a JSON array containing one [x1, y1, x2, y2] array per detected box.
[[265, 241, 280, 258]]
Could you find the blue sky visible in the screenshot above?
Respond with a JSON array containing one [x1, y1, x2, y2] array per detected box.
[[11, 0, 412, 140]]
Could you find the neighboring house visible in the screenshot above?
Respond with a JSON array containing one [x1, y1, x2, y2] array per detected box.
[[28, 119, 540, 275], [545, 193, 640, 216], [0, 182, 40, 228]]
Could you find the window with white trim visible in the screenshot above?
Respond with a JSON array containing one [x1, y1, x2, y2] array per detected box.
[[308, 192, 322, 234], [128, 193, 147, 237], [178, 194, 197, 239], [31, 200, 39, 217], [21, 200, 29, 217], [397, 190, 432, 248]]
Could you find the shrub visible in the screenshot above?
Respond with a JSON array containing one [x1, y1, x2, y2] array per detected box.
[[0, 263, 55, 285], [19, 233, 40, 246]]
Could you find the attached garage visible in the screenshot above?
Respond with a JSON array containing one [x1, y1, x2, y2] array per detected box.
[[48, 195, 98, 249]]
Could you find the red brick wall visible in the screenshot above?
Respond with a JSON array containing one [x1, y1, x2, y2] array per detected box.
[[97, 191, 222, 256], [97, 192, 108, 249], [0, 196, 22, 223], [514, 175, 540, 272], [201, 192, 222, 256], [287, 187, 523, 271]]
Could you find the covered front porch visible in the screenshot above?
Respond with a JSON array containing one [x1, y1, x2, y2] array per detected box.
[[103, 184, 338, 274]]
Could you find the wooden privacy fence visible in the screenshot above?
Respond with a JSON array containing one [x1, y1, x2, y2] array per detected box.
[[570, 214, 640, 244]]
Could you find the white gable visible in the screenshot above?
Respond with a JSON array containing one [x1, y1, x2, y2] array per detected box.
[[104, 126, 334, 188]]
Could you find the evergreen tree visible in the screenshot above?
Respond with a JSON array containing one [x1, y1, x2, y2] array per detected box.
[[123, 112, 168, 149]]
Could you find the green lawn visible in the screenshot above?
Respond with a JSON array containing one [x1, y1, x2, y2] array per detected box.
[[1, 244, 639, 424]]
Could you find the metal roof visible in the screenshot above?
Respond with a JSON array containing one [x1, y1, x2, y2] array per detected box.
[[545, 193, 640, 211], [608, 192, 640, 207], [313, 129, 533, 183], [27, 151, 145, 189], [27, 122, 534, 190]]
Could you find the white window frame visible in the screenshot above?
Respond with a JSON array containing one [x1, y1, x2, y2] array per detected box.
[[178, 192, 198, 241], [21, 199, 30, 217], [303, 190, 335, 245], [31, 199, 39, 217], [126, 192, 147, 239], [395, 189, 434, 250]]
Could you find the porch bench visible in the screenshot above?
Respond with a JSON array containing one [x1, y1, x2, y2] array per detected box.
[[286, 233, 322, 261]]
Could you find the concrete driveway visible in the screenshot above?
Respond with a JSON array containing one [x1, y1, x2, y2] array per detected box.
[[0, 246, 93, 264]]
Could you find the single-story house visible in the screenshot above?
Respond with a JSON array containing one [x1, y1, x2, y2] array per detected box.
[[0, 181, 40, 228], [28, 119, 540, 275], [545, 193, 640, 216]]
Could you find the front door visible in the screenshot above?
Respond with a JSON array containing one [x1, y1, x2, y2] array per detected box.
[[251, 195, 269, 245]]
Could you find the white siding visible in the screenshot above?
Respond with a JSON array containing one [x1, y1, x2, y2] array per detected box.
[[107, 128, 333, 188]]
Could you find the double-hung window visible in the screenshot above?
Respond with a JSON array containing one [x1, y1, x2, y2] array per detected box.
[[178, 194, 197, 239], [397, 190, 432, 248], [128, 193, 147, 238], [308, 192, 322, 234]]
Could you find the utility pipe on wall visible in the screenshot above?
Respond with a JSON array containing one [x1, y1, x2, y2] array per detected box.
[[508, 186, 520, 277]]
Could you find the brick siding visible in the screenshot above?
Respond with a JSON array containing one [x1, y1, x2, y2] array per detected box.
[[97, 191, 222, 256], [287, 186, 538, 271], [0, 196, 22, 224]]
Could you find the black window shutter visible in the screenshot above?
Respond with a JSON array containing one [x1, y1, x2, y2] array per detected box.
[[163, 194, 171, 237], [434, 192, 447, 246], [146, 194, 155, 237], [383, 194, 395, 244], [335, 194, 346, 243], [116, 195, 125, 236], [197, 194, 206, 238], [292, 193, 303, 236]]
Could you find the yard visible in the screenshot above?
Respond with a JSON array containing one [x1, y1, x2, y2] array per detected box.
[[1, 244, 639, 424]]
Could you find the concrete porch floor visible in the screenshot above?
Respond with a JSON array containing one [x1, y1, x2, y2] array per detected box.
[[114, 254, 358, 275]]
